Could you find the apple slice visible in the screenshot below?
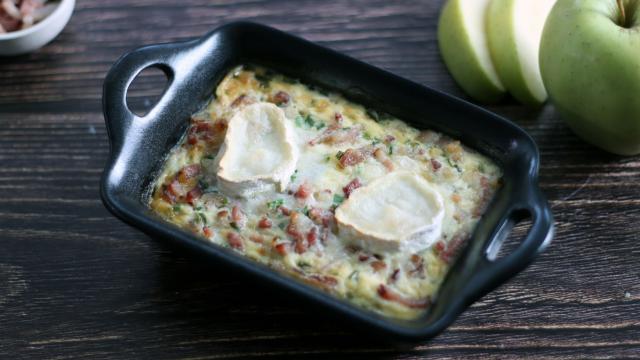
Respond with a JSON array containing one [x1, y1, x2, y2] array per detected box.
[[438, 0, 506, 103], [486, 0, 557, 106]]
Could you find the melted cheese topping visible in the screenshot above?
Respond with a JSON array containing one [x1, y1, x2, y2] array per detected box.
[[149, 65, 502, 320], [215, 102, 299, 197], [336, 171, 445, 253]]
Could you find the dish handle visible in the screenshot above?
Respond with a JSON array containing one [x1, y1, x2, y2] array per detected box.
[[102, 43, 181, 150], [465, 186, 554, 298]]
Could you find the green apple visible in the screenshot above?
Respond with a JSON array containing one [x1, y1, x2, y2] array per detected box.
[[486, 0, 557, 106], [438, 0, 506, 103], [540, 0, 640, 155]]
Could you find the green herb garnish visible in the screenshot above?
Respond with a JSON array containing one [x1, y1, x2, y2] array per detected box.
[[446, 156, 462, 173], [196, 212, 207, 224], [230, 222, 240, 230], [255, 73, 272, 88], [198, 179, 209, 190], [290, 169, 298, 183], [267, 199, 284, 211], [336, 150, 345, 160], [333, 194, 345, 205], [348, 270, 359, 281], [172, 204, 182, 213], [297, 260, 311, 268], [278, 222, 287, 230], [388, 144, 394, 156]]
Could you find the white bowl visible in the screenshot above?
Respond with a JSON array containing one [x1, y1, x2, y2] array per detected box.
[[0, 0, 75, 56]]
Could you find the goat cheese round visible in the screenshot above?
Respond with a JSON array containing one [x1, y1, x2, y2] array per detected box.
[[335, 171, 445, 253], [215, 102, 299, 197]]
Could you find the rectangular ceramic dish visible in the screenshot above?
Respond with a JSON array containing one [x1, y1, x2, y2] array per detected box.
[[100, 21, 553, 341]]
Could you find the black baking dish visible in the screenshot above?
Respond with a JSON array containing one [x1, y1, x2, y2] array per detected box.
[[100, 21, 553, 341]]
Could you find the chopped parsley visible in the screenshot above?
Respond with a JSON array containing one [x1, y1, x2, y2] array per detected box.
[[290, 169, 298, 183], [220, 196, 229, 206], [446, 156, 462, 173], [336, 150, 345, 160], [301, 205, 310, 216], [267, 199, 284, 211], [325, 155, 331, 162], [230, 222, 240, 230], [348, 270, 359, 281], [198, 179, 209, 190], [196, 212, 207, 224], [297, 260, 311, 268], [203, 154, 215, 160], [278, 221, 287, 230], [388, 144, 394, 155], [333, 194, 345, 206], [295, 113, 325, 130], [172, 204, 182, 213]]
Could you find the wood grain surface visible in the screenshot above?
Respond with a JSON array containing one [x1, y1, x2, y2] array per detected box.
[[1, 0, 639, 358]]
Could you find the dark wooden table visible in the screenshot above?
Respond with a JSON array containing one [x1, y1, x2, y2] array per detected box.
[[1, 1, 639, 358]]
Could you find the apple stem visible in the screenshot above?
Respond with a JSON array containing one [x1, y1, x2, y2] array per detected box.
[[617, 0, 627, 27]]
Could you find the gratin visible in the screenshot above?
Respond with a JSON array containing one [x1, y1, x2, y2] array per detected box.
[[149, 65, 502, 319]]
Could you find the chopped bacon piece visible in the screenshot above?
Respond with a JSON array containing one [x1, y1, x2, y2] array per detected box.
[[390, 269, 400, 283], [377, 284, 430, 309], [203, 226, 213, 237], [295, 182, 312, 199], [309, 125, 361, 146], [186, 117, 227, 146], [430, 159, 442, 171], [373, 148, 394, 171], [226, 232, 244, 250], [308, 207, 334, 227], [270, 91, 290, 106], [186, 186, 203, 205], [342, 178, 362, 198], [167, 179, 187, 198], [436, 235, 468, 264], [308, 275, 338, 288], [338, 148, 366, 168], [358, 254, 370, 262], [161, 185, 177, 203], [249, 234, 264, 244], [258, 217, 272, 229], [383, 135, 396, 144], [279, 206, 291, 216], [178, 164, 201, 183], [231, 94, 255, 108], [409, 254, 424, 277], [287, 212, 307, 254], [306, 227, 317, 246], [231, 206, 245, 228], [217, 210, 229, 219], [371, 260, 387, 272], [334, 112, 343, 124], [451, 193, 461, 203], [274, 242, 288, 256]]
